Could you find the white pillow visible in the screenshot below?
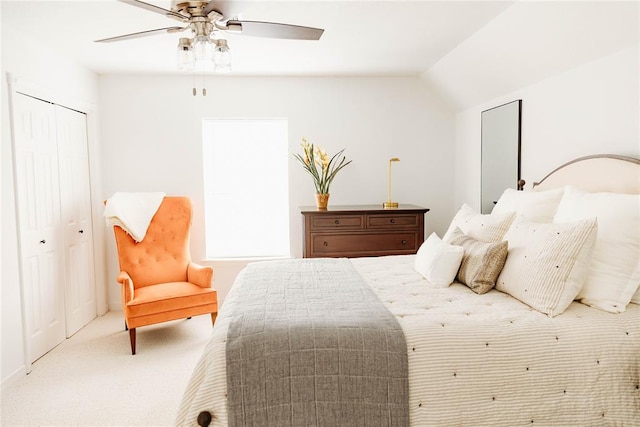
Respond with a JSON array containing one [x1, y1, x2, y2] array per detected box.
[[443, 203, 515, 243], [414, 232, 464, 287], [496, 215, 597, 317], [553, 186, 640, 313], [493, 187, 564, 222]]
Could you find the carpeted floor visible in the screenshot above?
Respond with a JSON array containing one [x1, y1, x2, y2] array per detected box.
[[1, 311, 214, 426]]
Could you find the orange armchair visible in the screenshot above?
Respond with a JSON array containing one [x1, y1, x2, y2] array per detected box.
[[111, 196, 217, 354]]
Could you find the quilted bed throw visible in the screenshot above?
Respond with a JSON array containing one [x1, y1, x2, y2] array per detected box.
[[226, 258, 409, 427]]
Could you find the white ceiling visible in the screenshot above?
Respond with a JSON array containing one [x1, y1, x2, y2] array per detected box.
[[1, 0, 515, 76], [3, 1, 636, 110]]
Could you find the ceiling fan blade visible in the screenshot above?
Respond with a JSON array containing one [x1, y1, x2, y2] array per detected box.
[[226, 20, 324, 40], [202, 1, 246, 19], [118, 0, 189, 22], [95, 26, 186, 43]]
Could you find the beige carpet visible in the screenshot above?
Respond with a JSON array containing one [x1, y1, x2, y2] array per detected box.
[[1, 311, 214, 426]]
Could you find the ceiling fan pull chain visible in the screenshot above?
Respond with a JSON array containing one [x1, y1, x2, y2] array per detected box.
[[193, 69, 197, 96], [202, 71, 207, 96]]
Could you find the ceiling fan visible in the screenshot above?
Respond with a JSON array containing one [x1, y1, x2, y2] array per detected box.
[[96, 0, 324, 73]]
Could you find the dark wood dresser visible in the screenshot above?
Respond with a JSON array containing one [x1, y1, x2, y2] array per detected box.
[[301, 204, 429, 258]]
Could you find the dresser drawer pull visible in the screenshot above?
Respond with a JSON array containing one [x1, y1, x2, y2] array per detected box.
[[390, 219, 395, 224], [323, 241, 328, 246], [334, 220, 340, 225], [401, 240, 407, 245]]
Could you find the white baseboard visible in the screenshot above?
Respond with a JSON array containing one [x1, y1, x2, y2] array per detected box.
[[1, 365, 27, 393], [109, 300, 123, 311]]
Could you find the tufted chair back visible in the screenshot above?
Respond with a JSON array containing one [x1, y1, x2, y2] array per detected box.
[[113, 196, 192, 289]]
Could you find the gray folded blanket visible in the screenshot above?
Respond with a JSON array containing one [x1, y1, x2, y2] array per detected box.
[[226, 258, 409, 426]]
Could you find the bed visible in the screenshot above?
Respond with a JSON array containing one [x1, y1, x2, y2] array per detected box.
[[176, 154, 640, 426]]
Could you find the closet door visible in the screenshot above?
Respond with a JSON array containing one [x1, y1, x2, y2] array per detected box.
[[56, 105, 97, 336], [12, 93, 66, 362]]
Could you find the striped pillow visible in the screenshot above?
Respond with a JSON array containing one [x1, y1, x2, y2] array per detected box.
[[496, 215, 597, 317], [445, 227, 508, 294]]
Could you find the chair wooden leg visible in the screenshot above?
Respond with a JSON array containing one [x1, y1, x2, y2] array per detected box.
[[125, 321, 128, 331], [129, 328, 136, 355], [211, 312, 217, 326]]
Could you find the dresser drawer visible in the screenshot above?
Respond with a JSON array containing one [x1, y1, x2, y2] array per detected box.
[[309, 232, 419, 257], [310, 215, 363, 230], [367, 214, 420, 229]]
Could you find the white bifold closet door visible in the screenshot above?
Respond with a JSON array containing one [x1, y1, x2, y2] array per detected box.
[[12, 93, 96, 363], [13, 93, 66, 362], [56, 104, 97, 336]]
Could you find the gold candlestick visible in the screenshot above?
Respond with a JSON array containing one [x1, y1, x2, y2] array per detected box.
[[383, 157, 400, 209]]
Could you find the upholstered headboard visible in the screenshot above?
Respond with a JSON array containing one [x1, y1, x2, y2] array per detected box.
[[533, 154, 640, 194]]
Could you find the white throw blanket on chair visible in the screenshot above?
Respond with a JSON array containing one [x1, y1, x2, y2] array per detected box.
[[104, 192, 166, 242]]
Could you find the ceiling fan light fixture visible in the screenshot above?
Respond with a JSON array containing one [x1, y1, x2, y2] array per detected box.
[[213, 39, 232, 73], [176, 37, 194, 71]]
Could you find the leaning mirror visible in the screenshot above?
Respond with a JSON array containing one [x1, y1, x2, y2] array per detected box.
[[481, 100, 522, 214]]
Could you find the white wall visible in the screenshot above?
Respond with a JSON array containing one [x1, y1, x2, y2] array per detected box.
[[453, 47, 639, 210], [1, 25, 103, 388], [99, 75, 455, 308]]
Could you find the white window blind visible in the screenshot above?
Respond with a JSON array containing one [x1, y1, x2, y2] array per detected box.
[[202, 118, 290, 258]]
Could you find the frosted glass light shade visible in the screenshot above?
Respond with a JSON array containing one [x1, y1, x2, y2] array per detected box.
[[177, 38, 194, 71], [213, 39, 231, 73], [193, 35, 214, 62]]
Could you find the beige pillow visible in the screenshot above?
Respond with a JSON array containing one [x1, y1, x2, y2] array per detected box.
[[443, 203, 515, 243], [445, 227, 508, 294], [496, 215, 598, 317]]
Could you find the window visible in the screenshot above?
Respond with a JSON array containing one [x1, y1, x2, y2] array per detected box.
[[202, 118, 290, 258]]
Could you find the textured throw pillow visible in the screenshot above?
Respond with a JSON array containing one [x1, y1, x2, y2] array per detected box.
[[493, 187, 564, 223], [496, 215, 597, 317], [553, 186, 640, 313], [414, 232, 464, 287], [443, 203, 515, 243], [444, 227, 508, 294]]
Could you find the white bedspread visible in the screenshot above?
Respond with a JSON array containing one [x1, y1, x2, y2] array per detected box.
[[176, 255, 640, 426]]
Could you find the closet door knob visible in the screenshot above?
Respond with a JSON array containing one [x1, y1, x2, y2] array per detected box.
[[39, 239, 46, 244], [78, 229, 84, 234]]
